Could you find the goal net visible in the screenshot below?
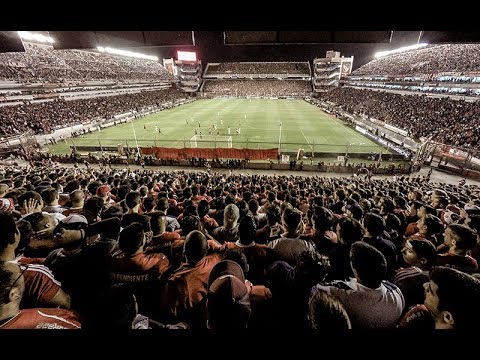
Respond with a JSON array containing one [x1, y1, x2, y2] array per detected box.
[[189, 135, 233, 148]]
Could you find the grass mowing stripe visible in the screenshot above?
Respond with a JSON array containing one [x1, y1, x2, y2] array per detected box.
[[48, 99, 390, 155]]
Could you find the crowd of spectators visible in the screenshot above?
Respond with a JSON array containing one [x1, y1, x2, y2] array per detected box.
[[0, 88, 186, 136], [19, 150, 411, 178], [1, 164, 480, 331], [320, 87, 480, 150], [0, 42, 176, 84], [206, 62, 311, 76], [346, 82, 480, 98], [203, 80, 311, 97], [0, 84, 169, 102], [353, 44, 480, 76]]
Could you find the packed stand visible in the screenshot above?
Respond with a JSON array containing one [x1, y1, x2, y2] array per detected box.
[[0, 42, 176, 84], [0, 84, 169, 103], [344, 81, 480, 97], [353, 44, 480, 76], [203, 80, 311, 97], [1, 164, 480, 331], [0, 87, 185, 136], [205, 62, 310, 76], [320, 87, 480, 150]]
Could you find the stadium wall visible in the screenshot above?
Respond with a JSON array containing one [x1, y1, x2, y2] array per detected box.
[[438, 164, 480, 181]]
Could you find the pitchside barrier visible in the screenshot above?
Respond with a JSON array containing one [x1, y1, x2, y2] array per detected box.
[[64, 132, 411, 162], [68, 142, 407, 162], [68, 144, 407, 163]]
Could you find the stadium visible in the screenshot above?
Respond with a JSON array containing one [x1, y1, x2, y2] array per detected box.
[[0, 30, 480, 333]]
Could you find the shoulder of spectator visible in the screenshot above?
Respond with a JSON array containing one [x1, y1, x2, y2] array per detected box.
[[207, 238, 224, 252]]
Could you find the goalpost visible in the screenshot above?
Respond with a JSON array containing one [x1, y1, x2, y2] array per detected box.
[[190, 135, 233, 148]]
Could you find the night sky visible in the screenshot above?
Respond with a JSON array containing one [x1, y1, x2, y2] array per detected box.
[[8, 5, 477, 72], [155, 31, 401, 71]]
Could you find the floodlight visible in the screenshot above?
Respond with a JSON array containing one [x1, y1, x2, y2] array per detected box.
[[97, 46, 158, 61], [374, 43, 429, 58], [18, 31, 54, 44]]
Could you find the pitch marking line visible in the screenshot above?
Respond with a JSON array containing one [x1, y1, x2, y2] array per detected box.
[[300, 129, 313, 151]]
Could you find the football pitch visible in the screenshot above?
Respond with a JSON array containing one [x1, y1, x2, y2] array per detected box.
[[48, 98, 389, 156]]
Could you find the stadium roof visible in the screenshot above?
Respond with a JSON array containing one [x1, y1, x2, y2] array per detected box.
[[2, 31, 480, 53]]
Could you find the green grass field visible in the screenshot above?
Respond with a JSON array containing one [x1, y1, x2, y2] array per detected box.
[[48, 98, 389, 157]]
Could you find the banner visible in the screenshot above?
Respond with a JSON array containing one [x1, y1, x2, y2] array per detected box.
[[140, 147, 278, 160]]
